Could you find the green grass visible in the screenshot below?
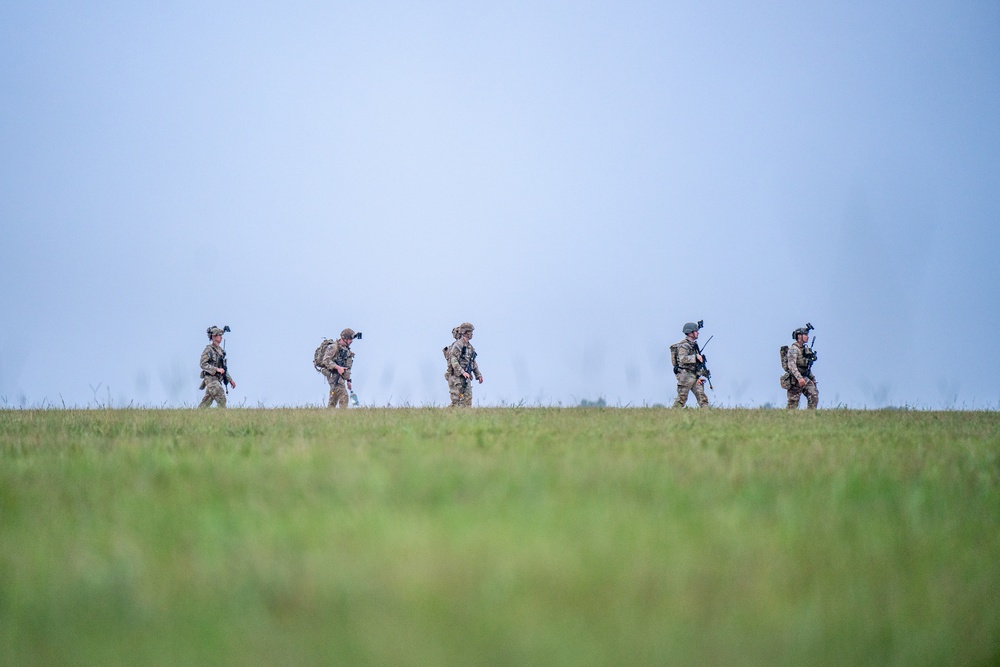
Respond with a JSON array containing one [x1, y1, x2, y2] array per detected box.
[[1, 408, 998, 666]]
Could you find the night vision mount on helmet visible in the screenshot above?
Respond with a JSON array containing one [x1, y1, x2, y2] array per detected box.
[[683, 320, 704, 335], [792, 322, 814, 340]]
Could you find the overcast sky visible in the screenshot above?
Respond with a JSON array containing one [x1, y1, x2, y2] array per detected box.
[[2, 1, 998, 409]]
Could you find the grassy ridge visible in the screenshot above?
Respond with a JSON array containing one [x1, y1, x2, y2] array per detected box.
[[1, 408, 998, 666]]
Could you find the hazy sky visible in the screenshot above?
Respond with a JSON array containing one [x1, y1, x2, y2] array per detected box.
[[2, 1, 998, 408]]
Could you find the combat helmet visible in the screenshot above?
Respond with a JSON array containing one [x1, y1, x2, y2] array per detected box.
[[341, 328, 356, 340], [682, 320, 703, 335], [206, 325, 230, 339], [453, 322, 475, 339], [792, 322, 815, 340]]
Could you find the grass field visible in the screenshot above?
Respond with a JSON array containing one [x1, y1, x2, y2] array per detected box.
[[1, 408, 998, 666]]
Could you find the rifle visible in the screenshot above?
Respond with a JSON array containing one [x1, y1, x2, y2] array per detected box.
[[331, 347, 350, 387], [694, 335, 714, 391], [801, 322, 817, 372], [461, 350, 478, 395], [220, 325, 231, 393], [219, 349, 229, 394], [805, 336, 818, 371], [464, 350, 478, 377]]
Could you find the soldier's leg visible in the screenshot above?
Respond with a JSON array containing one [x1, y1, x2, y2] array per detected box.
[[198, 385, 213, 408], [692, 379, 709, 408], [327, 381, 338, 408], [199, 377, 222, 408], [786, 384, 802, 409], [333, 385, 349, 408], [448, 376, 463, 407], [673, 372, 693, 408], [460, 383, 473, 407], [805, 380, 819, 409]]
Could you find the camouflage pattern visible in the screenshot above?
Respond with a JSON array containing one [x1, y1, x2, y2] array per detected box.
[[445, 339, 480, 407], [198, 342, 231, 408], [447, 374, 470, 407], [672, 338, 709, 408], [199, 375, 227, 408], [322, 339, 355, 408], [673, 369, 709, 408], [783, 341, 818, 409], [329, 382, 350, 408]]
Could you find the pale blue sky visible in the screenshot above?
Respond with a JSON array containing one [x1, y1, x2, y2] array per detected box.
[[2, 1, 998, 408]]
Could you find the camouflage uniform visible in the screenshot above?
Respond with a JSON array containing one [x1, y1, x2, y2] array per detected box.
[[198, 340, 232, 408], [445, 324, 481, 407], [671, 338, 709, 408], [321, 339, 355, 408], [782, 341, 818, 409]]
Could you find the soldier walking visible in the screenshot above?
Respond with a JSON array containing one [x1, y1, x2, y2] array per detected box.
[[670, 321, 710, 408], [782, 325, 819, 409], [321, 328, 360, 408], [445, 322, 482, 407], [198, 326, 235, 408]]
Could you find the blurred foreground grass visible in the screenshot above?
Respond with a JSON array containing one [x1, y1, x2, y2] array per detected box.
[[1, 408, 998, 666]]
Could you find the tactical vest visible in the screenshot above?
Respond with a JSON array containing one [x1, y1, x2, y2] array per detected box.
[[795, 345, 811, 372], [446, 342, 475, 375], [672, 340, 696, 372], [200, 344, 226, 378]]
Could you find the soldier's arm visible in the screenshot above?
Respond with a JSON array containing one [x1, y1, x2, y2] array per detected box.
[[787, 346, 803, 381], [449, 344, 465, 374], [471, 355, 482, 381], [677, 342, 697, 366], [200, 348, 217, 374], [322, 344, 340, 372], [342, 353, 354, 382]]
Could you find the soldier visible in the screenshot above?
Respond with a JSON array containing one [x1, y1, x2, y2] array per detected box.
[[444, 322, 482, 407], [782, 325, 819, 409], [670, 322, 710, 408], [321, 328, 360, 408], [198, 326, 235, 408]]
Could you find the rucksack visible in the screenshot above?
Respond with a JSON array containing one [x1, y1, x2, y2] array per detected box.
[[669, 343, 680, 373], [443, 342, 459, 369], [314, 338, 336, 373]]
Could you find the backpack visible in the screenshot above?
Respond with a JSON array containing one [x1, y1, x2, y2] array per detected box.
[[779, 345, 790, 372], [443, 342, 458, 370], [669, 343, 680, 373], [314, 338, 336, 373]]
